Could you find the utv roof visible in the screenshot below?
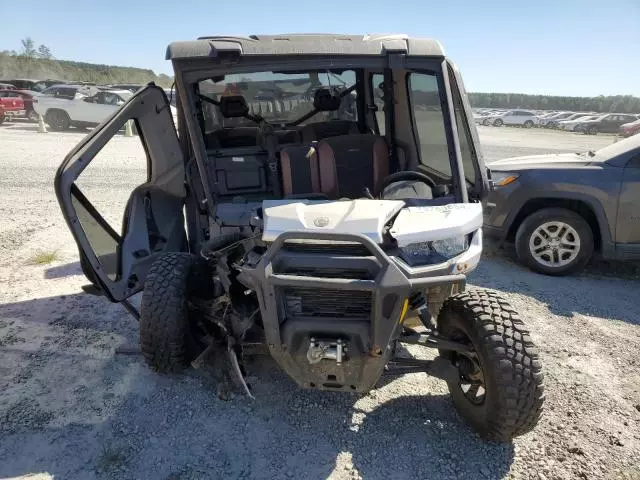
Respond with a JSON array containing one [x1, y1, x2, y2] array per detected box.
[[166, 34, 445, 60]]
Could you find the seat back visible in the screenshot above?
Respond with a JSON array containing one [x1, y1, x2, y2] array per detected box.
[[316, 134, 389, 198], [279, 145, 320, 196]]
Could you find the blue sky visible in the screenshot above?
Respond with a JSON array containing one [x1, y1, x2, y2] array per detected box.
[[1, 0, 638, 96]]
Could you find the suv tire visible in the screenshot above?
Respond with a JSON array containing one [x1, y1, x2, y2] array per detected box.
[[140, 252, 213, 373], [515, 207, 594, 275], [45, 109, 71, 131], [437, 289, 545, 441]]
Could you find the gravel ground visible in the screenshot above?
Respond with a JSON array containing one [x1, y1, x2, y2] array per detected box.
[[0, 122, 639, 480]]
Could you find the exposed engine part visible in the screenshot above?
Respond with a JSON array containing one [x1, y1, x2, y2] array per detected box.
[[227, 338, 254, 399], [408, 291, 436, 330], [306, 338, 346, 365]]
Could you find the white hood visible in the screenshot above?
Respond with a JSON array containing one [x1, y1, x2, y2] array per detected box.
[[261, 199, 483, 247], [261, 199, 405, 243]]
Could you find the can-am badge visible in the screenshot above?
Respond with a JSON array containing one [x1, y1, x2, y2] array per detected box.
[[313, 216, 330, 227]]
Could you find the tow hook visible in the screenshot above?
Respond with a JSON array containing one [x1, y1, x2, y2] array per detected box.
[[306, 338, 346, 365]]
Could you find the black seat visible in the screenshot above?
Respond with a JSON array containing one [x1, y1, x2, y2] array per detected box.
[[315, 134, 390, 199]]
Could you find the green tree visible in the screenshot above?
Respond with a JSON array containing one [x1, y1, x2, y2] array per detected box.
[[20, 37, 37, 57], [37, 44, 53, 59]]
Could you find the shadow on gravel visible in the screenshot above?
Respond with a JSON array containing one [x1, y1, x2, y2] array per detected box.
[[470, 253, 640, 326], [44, 261, 82, 279]]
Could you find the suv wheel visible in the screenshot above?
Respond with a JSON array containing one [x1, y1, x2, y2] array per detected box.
[[437, 289, 545, 441], [45, 109, 71, 131], [140, 253, 214, 373], [515, 208, 594, 275]]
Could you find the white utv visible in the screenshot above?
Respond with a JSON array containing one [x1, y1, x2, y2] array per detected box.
[[55, 34, 544, 441]]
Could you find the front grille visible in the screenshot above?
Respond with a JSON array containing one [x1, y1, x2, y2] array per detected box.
[[282, 287, 372, 318], [282, 266, 373, 280], [282, 241, 371, 256]]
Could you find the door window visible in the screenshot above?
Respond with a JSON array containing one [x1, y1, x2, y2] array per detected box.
[[73, 127, 149, 279], [407, 72, 451, 177]]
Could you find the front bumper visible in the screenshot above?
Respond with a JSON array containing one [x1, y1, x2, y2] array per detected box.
[[239, 231, 473, 392]]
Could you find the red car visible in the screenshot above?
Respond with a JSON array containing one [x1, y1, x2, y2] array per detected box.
[[0, 104, 5, 125], [0, 90, 26, 121], [620, 118, 640, 138]]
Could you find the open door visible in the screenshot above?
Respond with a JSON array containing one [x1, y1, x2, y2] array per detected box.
[[55, 85, 187, 302]]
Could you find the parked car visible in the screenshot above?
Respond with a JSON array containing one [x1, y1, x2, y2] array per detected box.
[[0, 90, 26, 121], [484, 134, 640, 275], [620, 118, 640, 138], [0, 79, 39, 90], [0, 89, 38, 121], [557, 114, 600, 131], [107, 84, 144, 93], [575, 113, 638, 135], [0, 82, 17, 90], [33, 86, 132, 130], [538, 111, 573, 127], [491, 109, 539, 128]]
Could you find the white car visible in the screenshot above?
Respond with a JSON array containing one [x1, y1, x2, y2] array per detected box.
[[490, 109, 539, 128], [557, 114, 600, 131], [538, 111, 574, 127], [33, 85, 132, 131]]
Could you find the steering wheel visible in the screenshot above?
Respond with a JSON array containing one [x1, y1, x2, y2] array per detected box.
[[378, 171, 437, 197]]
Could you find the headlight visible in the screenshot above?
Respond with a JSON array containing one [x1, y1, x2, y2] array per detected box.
[[490, 171, 519, 187], [398, 235, 469, 267]]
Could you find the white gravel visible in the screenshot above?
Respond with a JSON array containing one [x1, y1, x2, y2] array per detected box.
[[0, 121, 639, 480]]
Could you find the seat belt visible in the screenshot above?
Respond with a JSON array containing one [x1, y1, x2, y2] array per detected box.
[[259, 122, 282, 198]]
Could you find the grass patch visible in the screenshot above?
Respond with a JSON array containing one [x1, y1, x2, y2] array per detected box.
[[29, 250, 59, 265], [96, 444, 128, 472]]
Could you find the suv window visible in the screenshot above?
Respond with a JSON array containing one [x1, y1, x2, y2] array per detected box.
[[407, 72, 451, 177], [449, 66, 477, 185], [370, 73, 385, 135]]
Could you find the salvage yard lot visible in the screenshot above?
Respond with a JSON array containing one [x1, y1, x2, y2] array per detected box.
[[0, 123, 639, 480]]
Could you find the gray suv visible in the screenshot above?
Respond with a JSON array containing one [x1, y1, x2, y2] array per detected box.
[[484, 134, 640, 275]]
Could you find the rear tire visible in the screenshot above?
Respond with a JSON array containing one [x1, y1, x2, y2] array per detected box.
[[586, 126, 598, 135], [437, 289, 545, 442], [140, 253, 214, 373], [45, 109, 71, 131], [494, 118, 503, 127], [515, 208, 594, 276], [524, 120, 534, 128]]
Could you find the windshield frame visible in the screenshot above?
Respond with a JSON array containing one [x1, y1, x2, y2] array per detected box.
[[172, 55, 462, 210]]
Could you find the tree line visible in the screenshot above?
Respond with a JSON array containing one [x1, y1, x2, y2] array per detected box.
[[1, 37, 53, 59], [468, 92, 640, 114]]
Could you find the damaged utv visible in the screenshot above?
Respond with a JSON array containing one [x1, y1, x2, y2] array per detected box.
[[55, 34, 544, 441]]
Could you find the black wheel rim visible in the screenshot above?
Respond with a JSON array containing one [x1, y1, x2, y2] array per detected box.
[[449, 328, 486, 406]]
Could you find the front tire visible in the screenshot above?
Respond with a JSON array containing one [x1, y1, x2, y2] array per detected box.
[[493, 118, 504, 127], [45, 109, 71, 131], [438, 289, 545, 442], [586, 126, 598, 135], [515, 208, 594, 275], [140, 253, 213, 373]]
